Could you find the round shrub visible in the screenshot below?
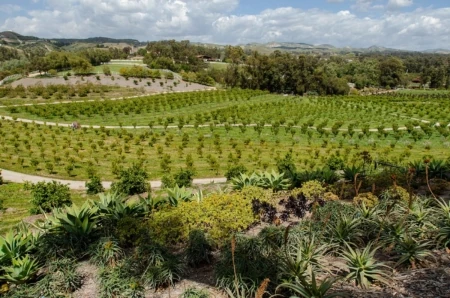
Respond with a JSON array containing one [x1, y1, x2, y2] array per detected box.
[[173, 169, 194, 187], [240, 185, 272, 203], [353, 192, 379, 208], [149, 193, 257, 244], [111, 163, 149, 195], [323, 192, 339, 201], [299, 180, 325, 201], [86, 175, 104, 195], [381, 185, 410, 203], [224, 164, 248, 180], [30, 181, 72, 214]]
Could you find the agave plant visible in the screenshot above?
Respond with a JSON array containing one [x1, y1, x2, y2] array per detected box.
[[428, 159, 447, 179], [0, 255, 40, 284], [166, 185, 193, 206], [327, 214, 362, 245], [394, 235, 433, 269], [279, 236, 329, 282], [258, 171, 291, 192], [0, 227, 37, 265], [95, 191, 146, 220], [44, 202, 98, 247], [277, 272, 346, 298], [231, 173, 260, 190], [341, 243, 390, 289]]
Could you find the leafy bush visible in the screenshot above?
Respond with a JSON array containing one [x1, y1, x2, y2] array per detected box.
[[111, 163, 149, 195], [115, 216, 146, 248], [326, 155, 345, 171], [225, 164, 248, 180], [161, 174, 176, 188], [240, 186, 273, 203], [185, 230, 213, 267], [173, 168, 194, 187], [353, 192, 379, 208], [86, 174, 104, 195], [323, 192, 339, 201], [30, 181, 72, 214], [0, 169, 3, 185], [300, 180, 325, 201], [381, 186, 410, 203], [149, 193, 257, 244]]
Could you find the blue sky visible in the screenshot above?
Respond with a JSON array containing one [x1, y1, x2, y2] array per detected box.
[[0, 0, 449, 50]]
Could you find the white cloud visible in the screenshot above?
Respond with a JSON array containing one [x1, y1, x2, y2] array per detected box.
[[0, 4, 21, 14], [387, 0, 413, 10], [0, 0, 449, 50]]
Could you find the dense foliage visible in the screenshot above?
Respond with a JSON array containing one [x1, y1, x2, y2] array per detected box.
[[28, 181, 72, 214]]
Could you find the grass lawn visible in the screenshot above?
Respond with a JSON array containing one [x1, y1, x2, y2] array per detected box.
[[0, 182, 97, 234]]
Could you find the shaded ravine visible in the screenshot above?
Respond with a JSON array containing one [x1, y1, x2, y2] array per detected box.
[[0, 168, 227, 190]]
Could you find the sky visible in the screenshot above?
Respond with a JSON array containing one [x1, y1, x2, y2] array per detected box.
[[0, 0, 449, 50]]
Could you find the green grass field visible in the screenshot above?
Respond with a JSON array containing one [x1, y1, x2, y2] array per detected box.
[[0, 183, 96, 233]]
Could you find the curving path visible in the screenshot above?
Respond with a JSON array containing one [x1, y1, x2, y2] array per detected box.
[[0, 168, 227, 190]]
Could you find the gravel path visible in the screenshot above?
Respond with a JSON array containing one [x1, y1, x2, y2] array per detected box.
[[0, 168, 226, 190]]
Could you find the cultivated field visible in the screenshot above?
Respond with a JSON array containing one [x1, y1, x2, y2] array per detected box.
[[0, 89, 449, 180]]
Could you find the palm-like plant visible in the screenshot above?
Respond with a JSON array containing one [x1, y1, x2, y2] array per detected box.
[[341, 243, 390, 289], [343, 165, 363, 181], [394, 235, 433, 269], [0, 255, 40, 284], [166, 185, 193, 206], [277, 272, 346, 298], [258, 171, 291, 192]]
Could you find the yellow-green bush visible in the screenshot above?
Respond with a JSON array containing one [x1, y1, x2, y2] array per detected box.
[[382, 186, 411, 203], [149, 193, 257, 245], [240, 186, 273, 203], [300, 180, 325, 201], [353, 192, 379, 208], [323, 192, 339, 201]]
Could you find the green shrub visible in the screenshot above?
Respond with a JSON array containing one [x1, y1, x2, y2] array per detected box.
[[115, 216, 146, 248], [225, 164, 248, 180], [381, 186, 411, 203], [90, 237, 123, 267], [240, 185, 273, 203], [149, 193, 257, 244], [161, 174, 176, 188], [111, 162, 149, 195], [300, 180, 325, 201], [30, 181, 72, 214], [326, 155, 345, 170], [185, 230, 213, 267], [173, 168, 194, 187], [353, 192, 379, 208], [86, 174, 104, 195], [0, 169, 3, 185]]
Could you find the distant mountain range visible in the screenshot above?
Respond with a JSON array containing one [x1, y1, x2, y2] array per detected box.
[[1, 31, 449, 55]]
